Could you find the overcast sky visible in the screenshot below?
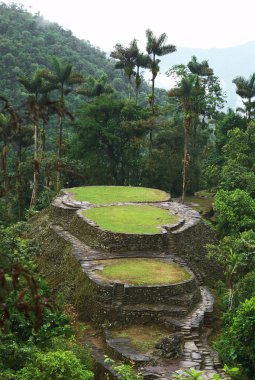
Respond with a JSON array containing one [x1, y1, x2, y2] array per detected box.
[[3, 0, 255, 52]]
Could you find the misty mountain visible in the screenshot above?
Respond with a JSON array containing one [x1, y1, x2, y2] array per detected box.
[[159, 41, 255, 109]]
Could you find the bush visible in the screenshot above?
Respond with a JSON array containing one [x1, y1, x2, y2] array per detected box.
[[15, 350, 94, 380], [215, 297, 255, 377], [213, 189, 255, 236]]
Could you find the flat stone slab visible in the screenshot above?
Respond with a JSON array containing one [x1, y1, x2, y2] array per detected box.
[[184, 341, 198, 351], [106, 336, 151, 362]]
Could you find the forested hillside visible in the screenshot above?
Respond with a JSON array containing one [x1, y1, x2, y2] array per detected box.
[[0, 2, 166, 107]]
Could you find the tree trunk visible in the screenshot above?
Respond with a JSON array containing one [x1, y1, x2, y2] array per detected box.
[[30, 121, 39, 208], [128, 78, 131, 100], [0, 152, 4, 197], [56, 115, 63, 192], [181, 115, 190, 203], [41, 121, 46, 159]]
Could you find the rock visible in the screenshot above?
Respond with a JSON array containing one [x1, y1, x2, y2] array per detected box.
[[192, 351, 202, 360], [155, 332, 184, 358], [184, 341, 197, 351]]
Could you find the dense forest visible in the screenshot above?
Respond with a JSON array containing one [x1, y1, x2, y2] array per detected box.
[[1, 3, 255, 380]]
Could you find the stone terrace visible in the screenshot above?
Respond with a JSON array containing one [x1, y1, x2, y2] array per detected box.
[[34, 187, 226, 379]]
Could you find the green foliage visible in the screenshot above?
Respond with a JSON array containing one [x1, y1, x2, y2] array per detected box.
[[235, 271, 255, 304], [215, 297, 255, 377], [208, 230, 255, 311], [173, 366, 239, 379], [71, 94, 151, 185], [0, 3, 122, 104], [173, 368, 220, 379], [104, 356, 142, 380], [213, 189, 255, 236], [0, 223, 94, 377], [15, 350, 94, 380], [202, 113, 255, 193]]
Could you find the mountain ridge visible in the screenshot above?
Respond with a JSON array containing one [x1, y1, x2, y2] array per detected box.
[[159, 40, 255, 108]]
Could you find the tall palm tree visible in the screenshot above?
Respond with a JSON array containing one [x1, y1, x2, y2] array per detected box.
[[40, 58, 84, 190], [187, 56, 214, 131], [18, 72, 55, 207], [169, 77, 203, 202], [146, 29, 176, 114], [40, 58, 84, 159], [233, 74, 255, 121], [110, 39, 139, 99]]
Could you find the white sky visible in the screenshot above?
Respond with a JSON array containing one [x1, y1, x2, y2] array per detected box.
[[3, 0, 255, 52]]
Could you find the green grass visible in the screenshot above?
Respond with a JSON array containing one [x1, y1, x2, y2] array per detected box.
[[183, 195, 213, 215], [111, 325, 170, 353], [83, 205, 178, 234], [94, 258, 191, 285], [67, 186, 169, 204]]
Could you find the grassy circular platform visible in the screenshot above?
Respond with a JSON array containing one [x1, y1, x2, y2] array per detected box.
[[83, 204, 178, 234], [67, 186, 169, 204], [111, 325, 170, 353], [94, 258, 191, 285]]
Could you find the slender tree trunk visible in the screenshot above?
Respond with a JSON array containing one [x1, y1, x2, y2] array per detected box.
[[150, 53, 156, 115], [2, 135, 8, 194], [248, 97, 251, 122], [135, 67, 140, 105], [41, 121, 46, 159], [56, 115, 63, 192], [30, 121, 39, 208], [151, 79, 155, 114], [135, 83, 138, 104], [128, 77, 131, 100], [181, 115, 190, 203], [16, 134, 23, 219], [0, 151, 4, 197], [58, 115, 63, 159], [16, 163, 23, 220], [149, 129, 153, 158]]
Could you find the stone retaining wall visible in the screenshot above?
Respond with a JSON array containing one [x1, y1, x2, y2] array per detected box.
[[70, 210, 169, 252], [122, 278, 200, 306], [172, 219, 222, 286]]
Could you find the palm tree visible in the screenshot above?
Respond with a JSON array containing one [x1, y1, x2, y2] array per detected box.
[[187, 56, 214, 132], [146, 29, 176, 114], [40, 58, 84, 190], [233, 74, 255, 121], [187, 55, 213, 77], [169, 77, 203, 202], [18, 74, 45, 208], [77, 74, 114, 98], [40, 58, 84, 159], [110, 39, 139, 99]]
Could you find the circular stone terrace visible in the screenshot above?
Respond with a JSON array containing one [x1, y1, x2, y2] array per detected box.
[[52, 186, 201, 252]]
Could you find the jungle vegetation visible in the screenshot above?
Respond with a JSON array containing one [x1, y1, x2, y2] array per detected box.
[[1, 2, 255, 379]]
